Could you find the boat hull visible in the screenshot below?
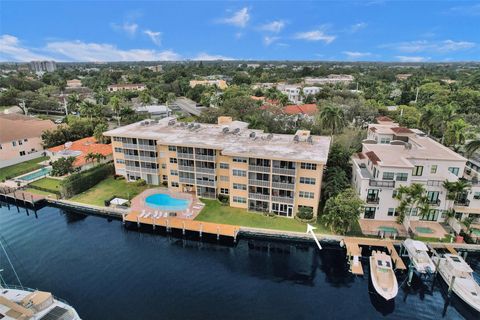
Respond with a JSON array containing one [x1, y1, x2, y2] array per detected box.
[[437, 266, 480, 313], [369, 256, 399, 301]]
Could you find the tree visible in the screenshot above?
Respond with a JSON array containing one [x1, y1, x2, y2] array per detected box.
[[67, 93, 81, 113], [317, 104, 346, 136], [321, 188, 363, 235], [94, 123, 110, 144], [419, 104, 437, 135], [139, 90, 152, 104], [322, 167, 350, 200], [51, 157, 76, 176], [465, 138, 480, 157], [84, 152, 96, 165], [433, 103, 457, 143], [109, 95, 122, 126], [297, 206, 314, 220], [395, 184, 430, 224], [79, 101, 101, 120], [444, 118, 469, 148], [93, 153, 107, 164]]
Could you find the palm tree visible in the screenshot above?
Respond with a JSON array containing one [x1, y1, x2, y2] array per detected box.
[[418, 105, 437, 135], [433, 103, 457, 144], [444, 119, 469, 149], [318, 104, 346, 137], [109, 96, 122, 126], [84, 152, 96, 165], [94, 153, 106, 164], [67, 93, 81, 114], [465, 139, 480, 157], [79, 101, 99, 120]]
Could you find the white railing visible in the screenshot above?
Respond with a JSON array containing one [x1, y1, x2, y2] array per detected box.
[[124, 154, 138, 160], [196, 167, 215, 174], [272, 167, 296, 176], [248, 179, 270, 187], [195, 154, 215, 162], [177, 152, 194, 159], [137, 144, 156, 151], [272, 196, 294, 204], [196, 180, 215, 187], [248, 165, 271, 173], [140, 167, 158, 174], [139, 156, 157, 162], [178, 165, 195, 172], [123, 143, 138, 149], [179, 177, 195, 184], [249, 193, 270, 201], [272, 182, 295, 190], [125, 166, 140, 171]]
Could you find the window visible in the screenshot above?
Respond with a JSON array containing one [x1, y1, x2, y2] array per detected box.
[[171, 182, 179, 187], [474, 192, 480, 200], [116, 159, 125, 164], [18, 140, 23, 145], [299, 191, 315, 199], [392, 189, 398, 198], [388, 208, 395, 216], [12, 141, 16, 147], [220, 188, 229, 195], [114, 147, 123, 153], [220, 163, 229, 169], [233, 183, 247, 190], [168, 146, 177, 151], [364, 207, 376, 219], [24, 138, 28, 142], [382, 172, 394, 180], [233, 196, 246, 204], [169, 158, 178, 164], [233, 157, 247, 163], [380, 137, 391, 144], [19, 151, 25, 156], [170, 170, 178, 176], [396, 173, 408, 181], [220, 175, 229, 182], [430, 165, 438, 174], [162, 175, 168, 181], [0, 144, 2, 150], [161, 164, 166, 169], [301, 163, 317, 170], [300, 177, 316, 185], [448, 167, 460, 176], [412, 166, 423, 176], [233, 169, 246, 177]]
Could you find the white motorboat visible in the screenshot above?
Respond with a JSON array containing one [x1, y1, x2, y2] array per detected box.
[[369, 250, 399, 300], [0, 284, 82, 320], [434, 254, 480, 313], [403, 239, 436, 274]]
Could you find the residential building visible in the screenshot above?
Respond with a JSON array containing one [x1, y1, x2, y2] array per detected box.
[[107, 84, 146, 92], [0, 114, 57, 168], [283, 104, 318, 118], [134, 105, 172, 119], [66, 79, 82, 88], [104, 116, 331, 218], [47, 137, 112, 171], [147, 65, 163, 72], [277, 84, 302, 104], [351, 117, 467, 226], [304, 75, 354, 85], [459, 155, 480, 225], [189, 79, 228, 90], [29, 60, 56, 74], [396, 74, 412, 81], [302, 86, 321, 97]]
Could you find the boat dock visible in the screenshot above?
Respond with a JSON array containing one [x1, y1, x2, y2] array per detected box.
[[343, 237, 407, 275], [124, 211, 240, 241], [0, 189, 46, 208]]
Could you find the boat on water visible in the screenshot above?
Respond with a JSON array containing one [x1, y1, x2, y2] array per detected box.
[[0, 284, 81, 320], [369, 250, 399, 300], [403, 239, 436, 274], [433, 254, 480, 313]]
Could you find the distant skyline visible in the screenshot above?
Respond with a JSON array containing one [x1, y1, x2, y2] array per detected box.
[[1, 1, 479, 62]]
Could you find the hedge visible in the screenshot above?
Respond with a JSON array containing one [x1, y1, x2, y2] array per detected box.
[[28, 185, 61, 196], [60, 163, 115, 198]]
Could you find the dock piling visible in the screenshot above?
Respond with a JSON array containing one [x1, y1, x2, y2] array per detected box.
[[448, 276, 456, 297], [216, 226, 220, 240], [199, 224, 203, 238], [136, 216, 140, 228], [182, 222, 186, 236], [407, 262, 414, 286]]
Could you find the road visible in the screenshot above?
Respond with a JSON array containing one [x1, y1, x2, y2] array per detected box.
[[171, 97, 205, 116]]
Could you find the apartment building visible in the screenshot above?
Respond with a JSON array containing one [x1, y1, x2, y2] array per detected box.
[[459, 155, 480, 224], [107, 84, 146, 92], [304, 75, 354, 86], [189, 79, 228, 90], [104, 116, 331, 218], [351, 117, 467, 224], [277, 84, 302, 104], [29, 60, 56, 74]]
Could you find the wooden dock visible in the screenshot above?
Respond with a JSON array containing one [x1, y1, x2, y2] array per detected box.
[[124, 211, 239, 240], [343, 237, 406, 275], [0, 190, 46, 207]]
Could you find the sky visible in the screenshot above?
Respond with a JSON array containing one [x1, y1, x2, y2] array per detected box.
[[1, 1, 479, 62]]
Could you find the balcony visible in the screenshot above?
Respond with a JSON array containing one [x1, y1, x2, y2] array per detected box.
[[427, 180, 443, 187], [366, 197, 380, 204], [428, 199, 441, 206], [369, 180, 395, 188], [195, 154, 215, 162], [140, 167, 159, 174], [196, 180, 215, 187], [272, 196, 294, 204], [248, 193, 270, 201], [198, 192, 216, 199], [248, 179, 270, 187], [125, 165, 140, 172], [272, 167, 296, 176], [139, 156, 157, 162], [177, 152, 194, 159], [196, 167, 215, 175], [137, 144, 156, 151], [248, 165, 270, 173], [272, 182, 295, 190], [123, 143, 138, 149], [178, 165, 195, 172], [179, 177, 195, 184], [124, 154, 138, 160], [454, 199, 470, 207]]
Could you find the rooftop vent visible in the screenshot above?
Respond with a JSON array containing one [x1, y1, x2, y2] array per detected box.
[[187, 123, 195, 129], [179, 122, 186, 127], [194, 124, 201, 130], [222, 127, 230, 134], [390, 140, 406, 146], [307, 136, 313, 144], [293, 135, 299, 143], [405, 143, 413, 150], [168, 119, 176, 126], [233, 128, 240, 134], [249, 132, 256, 138], [266, 133, 273, 140]]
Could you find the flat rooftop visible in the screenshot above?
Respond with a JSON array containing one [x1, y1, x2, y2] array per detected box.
[[104, 117, 331, 163]]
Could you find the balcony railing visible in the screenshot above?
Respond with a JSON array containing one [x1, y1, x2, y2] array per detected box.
[[272, 167, 296, 176], [248, 165, 271, 173], [196, 180, 215, 187], [177, 152, 194, 159], [123, 143, 138, 149], [248, 179, 270, 187], [272, 196, 294, 204], [139, 156, 157, 162], [179, 177, 196, 184], [124, 154, 138, 160], [137, 144, 156, 151], [178, 165, 195, 172], [427, 180, 443, 187], [198, 192, 216, 199], [125, 165, 140, 172], [196, 167, 215, 175], [428, 199, 441, 206], [272, 182, 295, 190], [248, 193, 270, 201], [140, 167, 159, 174], [369, 180, 395, 188], [454, 199, 470, 207], [195, 154, 215, 162], [366, 197, 380, 204]]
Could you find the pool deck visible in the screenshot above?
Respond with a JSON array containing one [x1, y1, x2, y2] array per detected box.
[[409, 221, 448, 240], [358, 219, 408, 238]]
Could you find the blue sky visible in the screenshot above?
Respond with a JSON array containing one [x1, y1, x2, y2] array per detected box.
[[1, 1, 479, 62]]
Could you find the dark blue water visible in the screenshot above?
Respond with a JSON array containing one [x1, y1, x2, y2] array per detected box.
[[0, 204, 479, 320]]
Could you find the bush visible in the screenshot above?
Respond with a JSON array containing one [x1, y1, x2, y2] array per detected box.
[[162, 181, 168, 187], [135, 179, 146, 186], [296, 206, 314, 220], [218, 194, 229, 205], [51, 157, 76, 176], [60, 163, 114, 198]]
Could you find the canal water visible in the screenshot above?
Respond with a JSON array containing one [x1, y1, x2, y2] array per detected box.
[[0, 204, 479, 320]]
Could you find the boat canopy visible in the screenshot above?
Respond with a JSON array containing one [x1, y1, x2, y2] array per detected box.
[[445, 254, 473, 273], [405, 239, 429, 252]]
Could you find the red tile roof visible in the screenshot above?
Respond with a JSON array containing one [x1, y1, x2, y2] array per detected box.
[[391, 127, 413, 134], [357, 152, 366, 159], [48, 137, 112, 167], [376, 116, 393, 122], [365, 151, 381, 165], [283, 104, 318, 115]]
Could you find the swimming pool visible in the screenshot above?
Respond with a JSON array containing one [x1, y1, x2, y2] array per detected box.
[[18, 167, 52, 181], [378, 226, 397, 233], [415, 226, 434, 234], [145, 193, 189, 211]]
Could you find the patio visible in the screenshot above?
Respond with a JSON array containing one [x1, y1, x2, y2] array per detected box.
[[130, 188, 205, 220], [409, 221, 449, 240], [358, 219, 408, 238]]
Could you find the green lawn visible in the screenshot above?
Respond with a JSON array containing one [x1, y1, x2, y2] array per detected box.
[[0, 156, 49, 181], [70, 176, 150, 206], [29, 177, 61, 191], [24, 188, 58, 197], [195, 199, 331, 234]]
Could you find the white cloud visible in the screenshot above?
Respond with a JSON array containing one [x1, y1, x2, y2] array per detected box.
[[343, 51, 372, 59], [260, 20, 286, 33], [111, 22, 138, 36], [0, 35, 53, 61], [264, 36, 280, 46], [218, 8, 250, 28], [395, 56, 430, 62], [383, 40, 476, 53], [193, 52, 234, 61], [350, 22, 367, 33], [447, 3, 480, 16], [143, 29, 162, 46], [294, 30, 336, 43]]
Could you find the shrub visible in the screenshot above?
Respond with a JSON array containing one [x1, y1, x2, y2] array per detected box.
[[60, 163, 114, 198], [135, 179, 146, 186], [162, 181, 168, 187], [50, 157, 76, 176], [297, 206, 314, 220], [218, 194, 229, 205]]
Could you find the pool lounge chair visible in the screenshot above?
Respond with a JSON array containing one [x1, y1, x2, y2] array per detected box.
[[139, 210, 146, 218]]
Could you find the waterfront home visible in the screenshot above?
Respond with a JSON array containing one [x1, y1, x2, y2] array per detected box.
[[0, 114, 57, 168], [104, 116, 331, 218], [47, 137, 112, 171], [107, 83, 146, 92]]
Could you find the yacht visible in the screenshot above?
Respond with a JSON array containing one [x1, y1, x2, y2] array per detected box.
[[403, 239, 436, 274], [434, 254, 480, 313], [369, 250, 399, 300], [0, 284, 81, 320]]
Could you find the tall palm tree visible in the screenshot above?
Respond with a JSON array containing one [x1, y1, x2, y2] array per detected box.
[[79, 101, 98, 120], [465, 139, 480, 157], [318, 104, 346, 137], [94, 153, 106, 164], [67, 93, 81, 114], [109, 96, 122, 126], [433, 103, 457, 144], [84, 152, 96, 165], [418, 105, 437, 135]]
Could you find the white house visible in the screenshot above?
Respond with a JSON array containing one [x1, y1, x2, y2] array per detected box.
[[277, 84, 302, 104]]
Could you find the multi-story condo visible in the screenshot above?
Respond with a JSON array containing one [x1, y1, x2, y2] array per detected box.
[[276, 84, 302, 104], [29, 60, 56, 73], [351, 117, 467, 224], [302, 86, 320, 97], [189, 79, 228, 90], [107, 84, 146, 92], [459, 155, 480, 225], [304, 75, 354, 86], [104, 116, 331, 218]]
